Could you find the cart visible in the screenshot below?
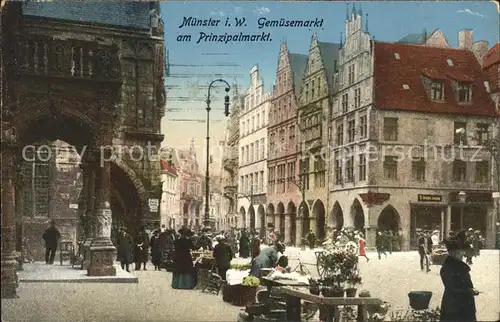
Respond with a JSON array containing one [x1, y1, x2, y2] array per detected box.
[[430, 246, 447, 265], [315, 251, 327, 277]]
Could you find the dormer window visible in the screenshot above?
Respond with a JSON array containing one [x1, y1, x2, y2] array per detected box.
[[458, 83, 472, 103], [394, 53, 400, 60], [430, 81, 443, 100], [447, 59, 454, 67]]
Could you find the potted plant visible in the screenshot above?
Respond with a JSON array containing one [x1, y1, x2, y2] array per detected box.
[[320, 275, 345, 297], [345, 272, 362, 297], [308, 278, 321, 295]]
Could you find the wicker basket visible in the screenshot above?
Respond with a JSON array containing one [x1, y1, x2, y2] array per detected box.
[[231, 284, 258, 307], [408, 291, 432, 310]]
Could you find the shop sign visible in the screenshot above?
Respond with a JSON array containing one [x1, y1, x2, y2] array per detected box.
[[148, 199, 159, 212], [417, 194, 442, 202]]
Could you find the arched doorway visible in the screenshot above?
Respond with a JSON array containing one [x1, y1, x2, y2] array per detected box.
[[330, 202, 344, 230], [313, 200, 326, 240], [248, 205, 256, 230], [16, 115, 93, 259], [239, 206, 246, 229], [378, 205, 401, 232], [258, 204, 266, 237], [300, 201, 310, 237], [351, 199, 365, 233], [110, 163, 142, 241], [287, 201, 297, 245], [267, 203, 275, 229], [277, 202, 285, 241]]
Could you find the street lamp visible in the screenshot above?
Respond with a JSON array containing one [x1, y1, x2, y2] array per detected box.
[[458, 191, 466, 230], [203, 79, 230, 233]]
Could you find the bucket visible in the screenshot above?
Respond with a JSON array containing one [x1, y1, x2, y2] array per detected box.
[[408, 291, 432, 310]]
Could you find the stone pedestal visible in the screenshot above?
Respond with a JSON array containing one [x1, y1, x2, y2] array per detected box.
[[87, 207, 116, 276], [364, 226, 376, 251], [284, 215, 291, 245]]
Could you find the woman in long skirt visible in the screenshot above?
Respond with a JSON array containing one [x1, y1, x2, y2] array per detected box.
[[171, 227, 196, 289], [150, 230, 162, 270]]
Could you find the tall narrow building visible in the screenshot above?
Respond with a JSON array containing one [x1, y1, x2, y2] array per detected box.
[[297, 33, 340, 241], [237, 65, 271, 233], [267, 42, 307, 245]]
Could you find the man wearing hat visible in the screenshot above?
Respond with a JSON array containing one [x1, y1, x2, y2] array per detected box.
[[42, 220, 61, 264], [439, 230, 479, 322]]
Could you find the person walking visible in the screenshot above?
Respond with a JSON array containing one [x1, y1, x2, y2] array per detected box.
[[117, 230, 133, 272], [238, 230, 251, 258], [134, 226, 150, 270], [375, 231, 387, 259], [357, 233, 369, 262], [418, 231, 432, 273], [150, 230, 162, 270], [440, 230, 479, 322], [42, 220, 61, 264], [213, 237, 233, 281]]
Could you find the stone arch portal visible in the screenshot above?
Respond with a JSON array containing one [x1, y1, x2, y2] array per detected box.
[[378, 205, 401, 232], [351, 198, 365, 233], [239, 206, 246, 229], [330, 202, 344, 230], [287, 201, 297, 245], [313, 200, 326, 240], [249, 205, 256, 230]]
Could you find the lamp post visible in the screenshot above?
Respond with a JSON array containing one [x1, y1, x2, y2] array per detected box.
[[458, 191, 466, 230], [203, 79, 230, 232]]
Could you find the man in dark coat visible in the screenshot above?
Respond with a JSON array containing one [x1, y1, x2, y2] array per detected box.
[[150, 230, 162, 270], [250, 241, 285, 278], [306, 230, 316, 249], [135, 226, 150, 270], [213, 237, 233, 280], [239, 230, 251, 258], [42, 220, 61, 264], [375, 231, 387, 259], [196, 232, 213, 250], [418, 231, 432, 272], [118, 230, 134, 272], [440, 230, 479, 322]]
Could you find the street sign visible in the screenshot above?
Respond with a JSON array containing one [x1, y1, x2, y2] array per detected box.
[[492, 192, 500, 199], [149, 199, 159, 212], [69, 204, 79, 209]]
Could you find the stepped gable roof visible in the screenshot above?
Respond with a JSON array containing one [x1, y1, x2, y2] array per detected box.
[[289, 53, 308, 95], [373, 41, 498, 117], [160, 159, 178, 176], [317, 41, 341, 87], [483, 43, 500, 68], [21, 1, 152, 29], [397, 29, 437, 45]]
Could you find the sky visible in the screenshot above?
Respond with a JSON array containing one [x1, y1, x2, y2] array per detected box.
[[160, 1, 499, 170]]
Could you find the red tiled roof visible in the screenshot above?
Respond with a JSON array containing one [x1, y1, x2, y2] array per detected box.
[[373, 41, 498, 117], [160, 159, 177, 176], [483, 43, 500, 68]]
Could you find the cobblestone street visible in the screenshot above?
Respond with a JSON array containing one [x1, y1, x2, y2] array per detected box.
[[2, 250, 499, 321]]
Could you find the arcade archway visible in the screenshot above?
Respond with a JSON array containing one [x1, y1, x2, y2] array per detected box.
[[277, 202, 285, 240], [352, 199, 365, 232], [258, 204, 266, 236], [300, 201, 310, 236], [313, 200, 326, 240], [287, 201, 297, 245], [239, 206, 246, 229], [267, 203, 275, 229], [330, 201, 344, 230], [378, 205, 401, 232], [249, 205, 256, 230], [110, 163, 143, 241]]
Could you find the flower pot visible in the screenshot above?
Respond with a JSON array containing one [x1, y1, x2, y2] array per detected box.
[[345, 288, 357, 297], [321, 287, 344, 297], [309, 286, 320, 295]]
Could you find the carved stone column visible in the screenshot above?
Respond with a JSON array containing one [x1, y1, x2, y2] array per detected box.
[[87, 147, 116, 276], [1, 122, 19, 298]]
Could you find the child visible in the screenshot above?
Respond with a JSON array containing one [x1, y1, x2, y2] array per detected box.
[[358, 233, 369, 262]]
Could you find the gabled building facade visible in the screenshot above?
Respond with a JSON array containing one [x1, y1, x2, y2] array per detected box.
[[160, 157, 179, 229], [297, 34, 340, 242], [237, 65, 270, 234], [221, 85, 243, 229], [330, 9, 499, 250], [267, 41, 307, 245]]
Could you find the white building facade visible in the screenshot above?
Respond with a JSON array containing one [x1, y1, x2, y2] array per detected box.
[[237, 65, 271, 233], [160, 159, 179, 229]]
